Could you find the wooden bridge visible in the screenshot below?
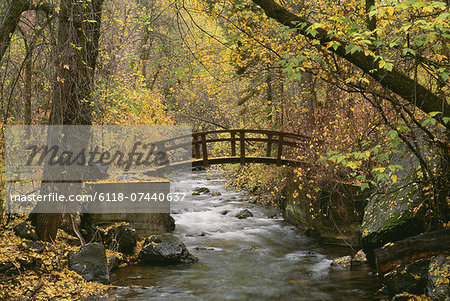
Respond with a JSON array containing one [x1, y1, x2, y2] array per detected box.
[[152, 129, 320, 170]]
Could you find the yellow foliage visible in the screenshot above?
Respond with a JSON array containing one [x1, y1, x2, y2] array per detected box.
[[94, 83, 174, 125], [0, 222, 108, 300]]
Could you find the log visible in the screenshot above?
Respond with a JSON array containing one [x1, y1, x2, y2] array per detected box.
[[374, 228, 450, 275]]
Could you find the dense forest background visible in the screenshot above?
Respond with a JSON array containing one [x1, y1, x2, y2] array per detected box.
[[0, 0, 448, 299]]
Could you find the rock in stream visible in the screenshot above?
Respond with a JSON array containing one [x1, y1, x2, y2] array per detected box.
[[138, 234, 197, 265]]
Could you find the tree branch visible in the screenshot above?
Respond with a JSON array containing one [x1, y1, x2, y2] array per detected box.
[[251, 0, 449, 123], [0, 0, 31, 61], [0, 0, 57, 63]]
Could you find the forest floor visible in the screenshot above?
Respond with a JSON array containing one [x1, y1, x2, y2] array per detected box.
[[0, 217, 110, 300]]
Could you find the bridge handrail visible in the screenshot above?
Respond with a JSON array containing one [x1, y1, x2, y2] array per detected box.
[[152, 129, 317, 146]]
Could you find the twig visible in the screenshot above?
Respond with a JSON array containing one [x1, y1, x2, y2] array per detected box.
[[20, 279, 44, 300], [0, 275, 18, 283], [70, 214, 85, 246]]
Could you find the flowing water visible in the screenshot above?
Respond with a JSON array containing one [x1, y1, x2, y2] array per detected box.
[[109, 171, 381, 300]]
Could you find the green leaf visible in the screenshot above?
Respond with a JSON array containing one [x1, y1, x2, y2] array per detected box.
[[336, 155, 346, 164], [421, 117, 436, 126], [346, 161, 359, 169], [387, 130, 398, 138], [326, 150, 339, 156], [384, 62, 393, 71], [377, 173, 388, 181], [360, 183, 370, 191], [402, 48, 416, 56], [378, 154, 389, 163]]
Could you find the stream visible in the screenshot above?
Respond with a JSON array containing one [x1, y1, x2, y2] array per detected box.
[[108, 170, 381, 300]]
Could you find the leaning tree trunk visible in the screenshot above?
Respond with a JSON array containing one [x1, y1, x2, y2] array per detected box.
[[34, 0, 104, 241]]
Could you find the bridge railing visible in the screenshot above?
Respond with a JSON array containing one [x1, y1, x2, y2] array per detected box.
[[146, 129, 321, 170], [190, 129, 316, 167]]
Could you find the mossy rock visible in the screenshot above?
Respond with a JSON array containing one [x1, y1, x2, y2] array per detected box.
[[361, 143, 434, 250], [361, 181, 427, 249]]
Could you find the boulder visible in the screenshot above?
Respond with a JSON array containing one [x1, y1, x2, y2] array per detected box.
[[107, 255, 121, 272], [69, 243, 109, 284], [192, 166, 206, 171], [186, 231, 206, 237], [193, 187, 210, 194], [361, 129, 442, 250], [105, 224, 137, 255], [192, 246, 220, 251], [235, 209, 253, 219], [382, 259, 429, 296], [138, 234, 197, 265], [248, 196, 259, 204], [427, 255, 450, 301], [263, 208, 280, 219], [361, 176, 426, 250], [211, 191, 222, 196], [14, 222, 38, 241], [330, 256, 352, 269], [283, 180, 368, 248], [24, 241, 45, 253]]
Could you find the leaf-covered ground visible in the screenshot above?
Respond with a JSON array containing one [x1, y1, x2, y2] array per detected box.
[[0, 218, 109, 300]]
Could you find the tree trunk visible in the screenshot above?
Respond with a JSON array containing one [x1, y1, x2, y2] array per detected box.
[[33, 0, 104, 241], [24, 48, 32, 125]]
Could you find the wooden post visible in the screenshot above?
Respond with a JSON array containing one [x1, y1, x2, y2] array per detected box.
[[240, 130, 245, 164], [156, 142, 170, 169], [193, 134, 201, 159], [266, 133, 272, 157], [276, 134, 283, 166], [201, 133, 208, 167], [231, 131, 236, 156]]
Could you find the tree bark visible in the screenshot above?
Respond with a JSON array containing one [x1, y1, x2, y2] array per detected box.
[[22, 31, 33, 125], [49, 0, 103, 125], [251, 0, 449, 122], [34, 0, 104, 241]]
